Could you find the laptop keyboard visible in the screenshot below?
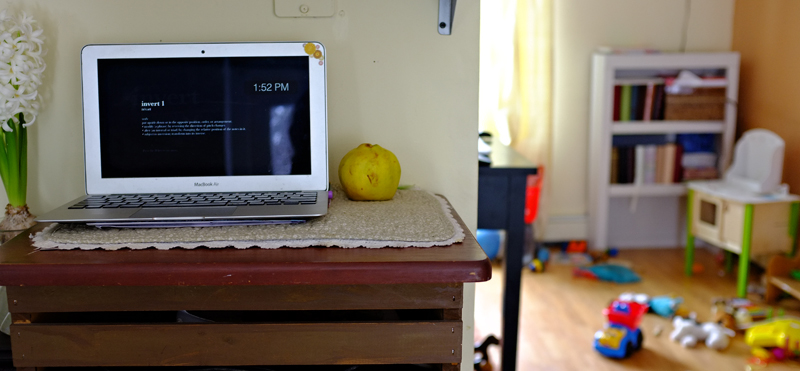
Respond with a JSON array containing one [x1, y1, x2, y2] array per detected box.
[[68, 191, 318, 209]]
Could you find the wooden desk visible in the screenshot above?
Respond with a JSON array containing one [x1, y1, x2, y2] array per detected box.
[[0, 208, 490, 369], [478, 141, 537, 371]]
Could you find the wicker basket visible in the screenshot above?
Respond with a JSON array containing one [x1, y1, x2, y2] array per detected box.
[[664, 87, 726, 120]]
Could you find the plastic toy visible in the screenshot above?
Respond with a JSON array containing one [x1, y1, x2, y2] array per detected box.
[[745, 317, 800, 361], [618, 292, 649, 304], [713, 297, 782, 330], [649, 295, 683, 318], [670, 315, 735, 350], [703, 322, 735, 350], [671, 316, 706, 348], [528, 259, 543, 272], [575, 264, 640, 283], [594, 300, 647, 358], [565, 240, 587, 253], [476, 229, 503, 261]]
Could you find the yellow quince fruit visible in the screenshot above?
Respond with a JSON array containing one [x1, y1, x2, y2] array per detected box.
[[338, 143, 401, 201]]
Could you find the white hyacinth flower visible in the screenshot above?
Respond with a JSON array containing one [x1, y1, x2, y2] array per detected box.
[[0, 9, 45, 131]]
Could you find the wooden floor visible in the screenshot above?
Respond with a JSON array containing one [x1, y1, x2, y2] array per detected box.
[[474, 247, 800, 371]]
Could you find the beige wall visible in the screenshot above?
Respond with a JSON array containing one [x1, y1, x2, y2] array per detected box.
[[16, 1, 480, 368], [732, 1, 800, 196], [548, 0, 734, 240]]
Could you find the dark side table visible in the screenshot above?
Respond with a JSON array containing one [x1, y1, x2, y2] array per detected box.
[[478, 141, 537, 371], [0, 201, 490, 370]]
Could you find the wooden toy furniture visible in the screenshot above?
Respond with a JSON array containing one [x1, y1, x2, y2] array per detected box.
[[685, 182, 800, 297], [0, 204, 490, 370], [765, 253, 800, 304], [685, 129, 800, 298]]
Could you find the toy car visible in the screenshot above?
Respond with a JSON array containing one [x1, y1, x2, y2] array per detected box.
[[594, 300, 647, 358]]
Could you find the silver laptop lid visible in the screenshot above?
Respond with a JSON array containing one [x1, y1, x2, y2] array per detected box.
[[81, 42, 328, 195]]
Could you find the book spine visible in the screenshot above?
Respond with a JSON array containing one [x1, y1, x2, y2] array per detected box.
[[683, 167, 719, 181], [655, 145, 665, 183], [630, 85, 641, 121], [635, 145, 646, 184], [662, 143, 676, 184], [673, 144, 684, 182], [620, 85, 632, 122], [644, 145, 657, 184], [651, 84, 665, 120], [624, 147, 636, 183], [610, 146, 619, 184], [642, 82, 655, 122], [613, 85, 621, 121]]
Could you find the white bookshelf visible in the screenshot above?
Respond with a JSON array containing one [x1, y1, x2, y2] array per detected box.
[[587, 52, 740, 250]]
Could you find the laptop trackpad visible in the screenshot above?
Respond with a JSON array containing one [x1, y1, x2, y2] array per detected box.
[[131, 207, 237, 219]]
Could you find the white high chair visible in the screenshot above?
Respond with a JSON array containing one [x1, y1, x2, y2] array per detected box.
[[724, 128, 785, 194], [685, 129, 800, 298]]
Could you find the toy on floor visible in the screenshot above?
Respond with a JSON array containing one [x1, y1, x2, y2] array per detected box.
[[670, 314, 735, 350], [588, 247, 619, 264], [670, 315, 706, 348], [745, 317, 800, 362], [594, 300, 648, 358], [712, 310, 737, 332], [574, 264, 640, 283], [565, 240, 587, 253], [618, 292, 649, 305], [616, 292, 686, 318], [713, 297, 783, 330], [702, 322, 736, 350], [649, 295, 684, 318], [473, 334, 500, 371], [528, 248, 550, 272]]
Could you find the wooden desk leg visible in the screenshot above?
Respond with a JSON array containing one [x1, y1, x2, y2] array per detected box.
[[738, 204, 755, 298], [500, 173, 527, 371], [685, 189, 695, 276]]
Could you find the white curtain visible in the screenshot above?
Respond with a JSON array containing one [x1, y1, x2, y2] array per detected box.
[[479, 0, 553, 234]]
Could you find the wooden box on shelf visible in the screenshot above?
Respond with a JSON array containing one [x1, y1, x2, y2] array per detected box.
[[665, 87, 727, 121]]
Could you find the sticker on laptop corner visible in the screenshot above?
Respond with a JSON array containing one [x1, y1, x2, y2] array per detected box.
[[303, 43, 324, 65]]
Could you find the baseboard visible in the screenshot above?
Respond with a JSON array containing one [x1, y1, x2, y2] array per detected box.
[[543, 214, 587, 241]]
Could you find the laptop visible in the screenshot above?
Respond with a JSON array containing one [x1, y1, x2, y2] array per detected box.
[[37, 42, 329, 223]]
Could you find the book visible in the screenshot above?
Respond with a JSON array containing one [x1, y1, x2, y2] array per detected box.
[[636, 85, 648, 120], [610, 147, 619, 184], [683, 167, 719, 181], [682, 152, 718, 168], [635, 145, 646, 184], [642, 82, 655, 122], [673, 144, 684, 183], [655, 145, 665, 183], [630, 85, 641, 121], [616, 146, 629, 183], [624, 147, 636, 183], [644, 145, 657, 184], [662, 143, 677, 184], [620, 85, 632, 122], [613, 85, 621, 121], [651, 84, 665, 120]]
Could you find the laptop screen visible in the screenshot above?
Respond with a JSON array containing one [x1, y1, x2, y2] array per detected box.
[[81, 43, 328, 195], [97, 56, 311, 178]]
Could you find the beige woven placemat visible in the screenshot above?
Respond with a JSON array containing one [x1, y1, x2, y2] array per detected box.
[[31, 186, 464, 250]]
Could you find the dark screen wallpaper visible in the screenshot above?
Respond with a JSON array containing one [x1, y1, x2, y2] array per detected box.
[[97, 56, 311, 178]]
